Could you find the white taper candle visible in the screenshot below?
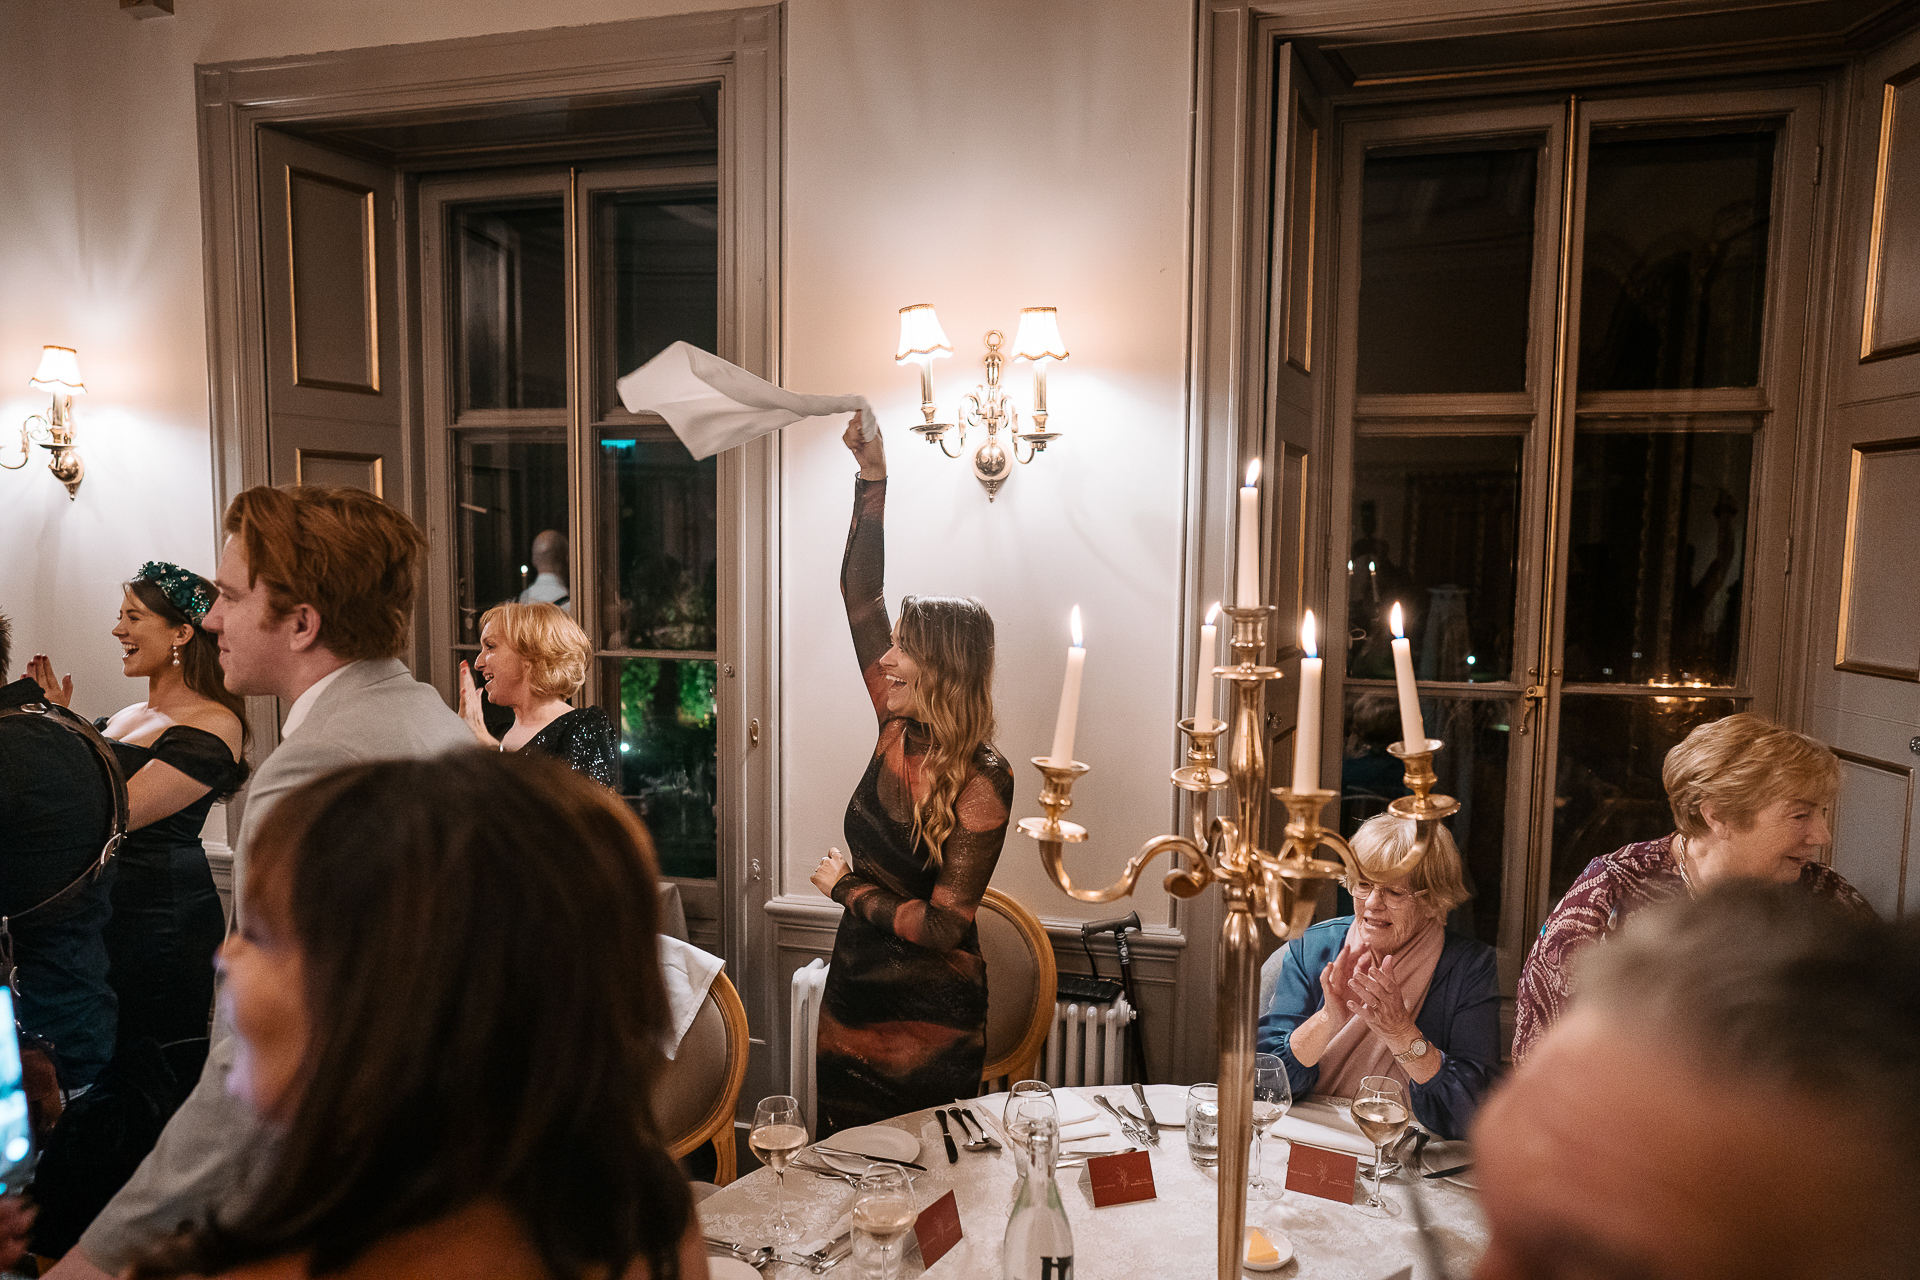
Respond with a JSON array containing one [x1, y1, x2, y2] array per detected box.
[[1389, 601, 1426, 749], [1049, 606, 1086, 767], [1291, 610, 1322, 792], [1194, 602, 1221, 729], [1235, 459, 1261, 607]]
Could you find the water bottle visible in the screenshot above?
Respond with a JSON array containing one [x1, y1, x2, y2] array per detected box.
[[1002, 1113, 1074, 1280]]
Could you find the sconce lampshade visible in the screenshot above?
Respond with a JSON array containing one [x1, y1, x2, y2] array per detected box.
[[1011, 308, 1069, 363], [895, 304, 953, 365], [29, 346, 86, 395]]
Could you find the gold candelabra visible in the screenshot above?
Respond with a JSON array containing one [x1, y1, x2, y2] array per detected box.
[[1020, 604, 1456, 1279]]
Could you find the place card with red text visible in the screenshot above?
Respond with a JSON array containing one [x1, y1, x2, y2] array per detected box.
[[1284, 1143, 1357, 1204], [1087, 1149, 1157, 1206], [912, 1189, 963, 1267]]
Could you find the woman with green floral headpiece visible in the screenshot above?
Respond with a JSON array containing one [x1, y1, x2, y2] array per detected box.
[[25, 561, 248, 1054]]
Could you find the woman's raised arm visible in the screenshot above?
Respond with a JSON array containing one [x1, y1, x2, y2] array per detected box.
[[839, 413, 894, 718]]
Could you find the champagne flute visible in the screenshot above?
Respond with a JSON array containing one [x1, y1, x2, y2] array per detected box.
[[850, 1165, 916, 1280], [1349, 1075, 1409, 1214], [749, 1094, 808, 1244], [1248, 1053, 1291, 1198]]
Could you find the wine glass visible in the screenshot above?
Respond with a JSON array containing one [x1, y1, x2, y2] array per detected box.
[[1247, 1053, 1291, 1198], [1350, 1075, 1409, 1214], [849, 1165, 916, 1280], [1005, 1079, 1056, 1161], [749, 1094, 808, 1244]]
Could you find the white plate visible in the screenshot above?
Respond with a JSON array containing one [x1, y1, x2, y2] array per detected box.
[[708, 1258, 761, 1280], [1420, 1137, 1477, 1189], [1243, 1225, 1295, 1271], [814, 1124, 922, 1174]]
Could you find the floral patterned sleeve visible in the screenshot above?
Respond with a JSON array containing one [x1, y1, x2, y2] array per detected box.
[[831, 752, 1013, 953], [840, 477, 893, 723]]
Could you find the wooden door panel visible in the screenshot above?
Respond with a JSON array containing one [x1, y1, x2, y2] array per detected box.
[[257, 128, 403, 496], [1831, 748, 1914, 918], [1835, 438, 1920, 680]]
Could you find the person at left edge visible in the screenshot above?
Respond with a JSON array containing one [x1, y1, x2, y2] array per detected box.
[[48, 485, 474, 1280]]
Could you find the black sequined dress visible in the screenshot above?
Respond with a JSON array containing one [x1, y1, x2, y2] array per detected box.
[[816, 477, 1013, 1136], [523, 706, 620, 789]]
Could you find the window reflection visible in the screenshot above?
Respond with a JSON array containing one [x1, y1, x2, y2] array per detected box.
[[1348, 434, 1523, 682], [1579, 130, 1774, 391], [455, 201, 567, 411], [1359, 147, 1537, 395], [596, 190, 718, 416], [603, 657, 717, 879], [1341, 689, 1511, 947], [453, 433, 569, 643], [596, 435, 717, 652], [1550, 694, 1741, 901], [1564, 429, 1752, 685]]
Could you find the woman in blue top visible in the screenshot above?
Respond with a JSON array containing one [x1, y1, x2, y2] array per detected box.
[[1256, 813, 1498, 1140]]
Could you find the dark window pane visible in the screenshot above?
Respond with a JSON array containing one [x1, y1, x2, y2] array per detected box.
[[605, 656, 716, 879], [1550, 694, 1742, 902], [453, 433, 569, 643], [597, 434, 717, 651], [1358, 148, 1537, 394], [1349, 435, 1524, 681], [1579, 131, 1775, 390], [596, 190, 719, 416], [1341, 689, 1512, 948], [455, 201, 567, 410], [1564, 428, 1752, 685]]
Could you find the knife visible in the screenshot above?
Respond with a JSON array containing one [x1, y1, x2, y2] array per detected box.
[[1131, 1081, 1157, 1123], [1424, 1162, 1473, 1180], [935, 1109, 959, 1163], [813, 1145, 929, 1172]]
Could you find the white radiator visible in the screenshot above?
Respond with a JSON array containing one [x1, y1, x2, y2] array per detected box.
[[1041, 997, 1135, 1088], [788, 959, 829, 1134]]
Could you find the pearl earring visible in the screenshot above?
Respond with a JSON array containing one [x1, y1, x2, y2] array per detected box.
[[171, 645, 181, 667]]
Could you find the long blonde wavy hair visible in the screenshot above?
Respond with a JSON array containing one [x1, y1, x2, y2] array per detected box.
[[896, 595, 997, 866]]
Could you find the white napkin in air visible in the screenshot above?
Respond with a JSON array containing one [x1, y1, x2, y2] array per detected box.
[[616, 341, 878, 460], [658, 935, 725, 1060]]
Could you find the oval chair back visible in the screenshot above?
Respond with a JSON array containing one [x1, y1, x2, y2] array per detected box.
[[975, 887, 1058, 1085], [655, 969, 750, 1183]]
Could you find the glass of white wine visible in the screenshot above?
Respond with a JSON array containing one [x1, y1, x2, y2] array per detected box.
[[749, 1094, 809, 1244], [1248, 1053, 1292, 1198], [849, 1165, 916, 1280], [1349, 1075, 1409, 1214]]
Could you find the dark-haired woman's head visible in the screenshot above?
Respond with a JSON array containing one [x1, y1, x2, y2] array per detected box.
[[122, 563, 248, 740], [177, 751, 689, 1279]]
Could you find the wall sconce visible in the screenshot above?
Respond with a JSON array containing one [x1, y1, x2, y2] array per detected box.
[[2, 346, 87, 499], [895, 304, 1069, 501]]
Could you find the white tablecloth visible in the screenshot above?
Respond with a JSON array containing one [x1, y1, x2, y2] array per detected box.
[[697, 1087, 1487, 1278]]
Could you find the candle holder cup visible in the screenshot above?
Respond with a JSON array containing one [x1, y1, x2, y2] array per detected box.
[[1174, 717, 1230, 792]]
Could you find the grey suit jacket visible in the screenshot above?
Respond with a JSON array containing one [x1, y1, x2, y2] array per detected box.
[[79, 658, 474, 1273]]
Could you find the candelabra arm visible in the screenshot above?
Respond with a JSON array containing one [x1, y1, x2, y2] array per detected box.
[[0, 421, 30, 470], [1028, 828, 1212, 904]]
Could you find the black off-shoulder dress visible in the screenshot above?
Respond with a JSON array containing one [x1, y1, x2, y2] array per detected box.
[[103, 726, 247, 1048], [816, 477, 1013, 1136]]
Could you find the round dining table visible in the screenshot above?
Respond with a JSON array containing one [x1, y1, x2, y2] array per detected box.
[[697, 1087, 1488, 1278]]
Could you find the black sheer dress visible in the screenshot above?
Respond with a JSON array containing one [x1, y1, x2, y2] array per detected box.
[[103, 726, 246, 1048], [816, 477, 1013, 1136], [523, 706, 619, 789]]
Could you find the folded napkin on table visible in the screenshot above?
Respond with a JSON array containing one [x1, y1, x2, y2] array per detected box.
[[659, 935, 725, 1060], [616, 341, 878, 461], [1271, 1097, 1378, 1158], [793, 1212, 853, 1261], [974, 1089, 1116, 1143]]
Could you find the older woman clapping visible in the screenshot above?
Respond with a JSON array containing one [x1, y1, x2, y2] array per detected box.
[[457, 602, 617, 789], [1256, 813, 1499, 1140], [1513, 712, 1874, 1063]]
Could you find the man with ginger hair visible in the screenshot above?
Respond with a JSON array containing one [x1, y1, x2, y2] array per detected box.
[[51, 485, 472, 1280]]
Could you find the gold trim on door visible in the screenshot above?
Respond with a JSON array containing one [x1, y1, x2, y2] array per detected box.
[[294, 447, 384, 497], [1861, 64, 1920, 363], [1834, 435, 1920, 680], [285, 166, 382, 395]]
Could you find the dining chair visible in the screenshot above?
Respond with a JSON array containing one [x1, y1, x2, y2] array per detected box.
[[976, 886, 1059, 1085], [655, 968, 750, 1184]]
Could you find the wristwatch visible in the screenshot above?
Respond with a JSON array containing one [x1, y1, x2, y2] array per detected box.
[[1393, 1037, 1431, 1064]]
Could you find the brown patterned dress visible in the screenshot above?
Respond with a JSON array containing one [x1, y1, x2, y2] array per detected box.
[[816, 477, 1013, 1136], [1512, 835, 1875, 1063]]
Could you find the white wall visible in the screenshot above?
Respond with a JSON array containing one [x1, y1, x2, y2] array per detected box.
[[0, 0, 1195, 926]]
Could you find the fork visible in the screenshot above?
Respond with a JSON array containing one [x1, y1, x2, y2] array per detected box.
[[1117, 1100, 1160, 1146], [1092, 1093, 1150, 1147]]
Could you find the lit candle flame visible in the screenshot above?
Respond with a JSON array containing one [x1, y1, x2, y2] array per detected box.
[[1205, 601, 1221, 626], [1302, 610, 1317, 658], [1070, 604, 1084, 648], [1390, 601, 1405, 639], [1245, 458, 1261, 488]]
